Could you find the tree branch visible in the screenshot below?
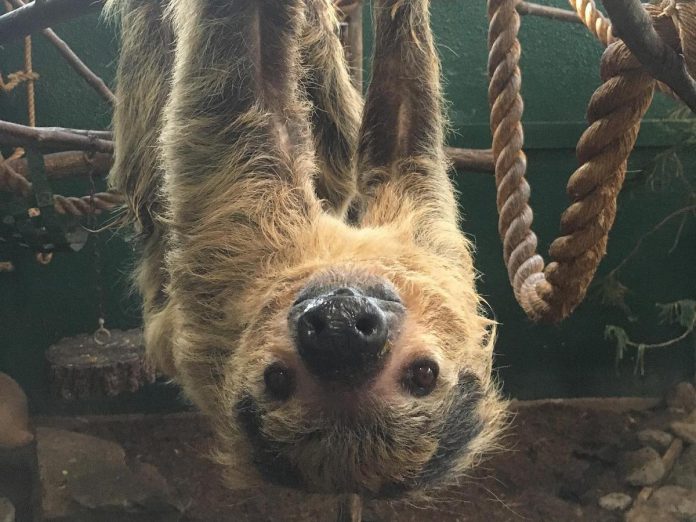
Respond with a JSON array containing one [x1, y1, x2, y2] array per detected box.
[[518, 2, 582, 24], [9, 0, 115, 105], [446, 147, 495, 173], [0, 0, 104, 45], [0, 120, 113, 152], [601, 0, 696, 114]]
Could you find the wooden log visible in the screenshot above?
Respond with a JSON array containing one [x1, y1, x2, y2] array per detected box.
[[46, 329, 155, 400], [6, 150, 112, 180]]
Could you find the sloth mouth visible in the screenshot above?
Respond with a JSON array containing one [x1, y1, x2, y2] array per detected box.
[[235, 372, 486, 497]]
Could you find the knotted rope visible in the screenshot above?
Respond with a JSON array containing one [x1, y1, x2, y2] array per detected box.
[[487, 0, 695, 322], [0, 70, 39, 93]]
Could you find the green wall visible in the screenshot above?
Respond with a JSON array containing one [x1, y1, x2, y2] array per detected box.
[[1, 0, 694, 414]]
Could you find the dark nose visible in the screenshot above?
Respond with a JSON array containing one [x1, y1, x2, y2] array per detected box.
[[294, 288, 389, 384]]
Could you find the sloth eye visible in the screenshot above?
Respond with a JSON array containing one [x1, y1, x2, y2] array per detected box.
[[264, 363, 295, 401], [403, 359, 439, 397]]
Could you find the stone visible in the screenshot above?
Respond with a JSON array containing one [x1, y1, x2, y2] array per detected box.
[[0, 373, 33, 449], [667, 382, 696, 413], [598, 492, 632, 511], [37, 428, 185, 521], [671, 421, 696, 444], [650, 486, 696, 518], [668, 444, 696, 489], [625, 505, 679, 522], [0, 498, 14, 522], [0, 374, 39, 522], [638, 429, 674, 452], [623, 447, 666, 486]]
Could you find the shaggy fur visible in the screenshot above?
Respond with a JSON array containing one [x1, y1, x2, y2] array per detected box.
[[107, 0, 505, 497]]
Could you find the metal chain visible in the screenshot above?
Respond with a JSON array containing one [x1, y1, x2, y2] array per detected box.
[[86, 133, 110, 345]]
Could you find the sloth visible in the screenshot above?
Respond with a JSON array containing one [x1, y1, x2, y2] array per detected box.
[[106, 0, 505, 498]]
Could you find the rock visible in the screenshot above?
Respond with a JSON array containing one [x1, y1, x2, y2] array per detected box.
[[668, 444, 696, 489], [623, 447, 666, 486], [638, 429, 674, 452], [626, 505, 679, 522], [666, 382, 696, 413], [0, 373, 33, 449], [0, 498, 14, 522], [671, 421, 696, 444], [37, 428, 185, 521], [650, 486, 696, 518], [0, 375, 40, 522], [598, 492, 632, 511]]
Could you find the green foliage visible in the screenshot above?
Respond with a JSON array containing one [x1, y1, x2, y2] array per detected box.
[[598, 107, 696, 375], [658, 299, 696, 329], [605, 300, 696, 376]]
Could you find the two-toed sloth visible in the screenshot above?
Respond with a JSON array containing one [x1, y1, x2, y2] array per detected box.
[[106, 0, 505, 498]]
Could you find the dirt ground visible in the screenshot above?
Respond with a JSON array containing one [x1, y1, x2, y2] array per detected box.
[[35, 397, 679, 522]]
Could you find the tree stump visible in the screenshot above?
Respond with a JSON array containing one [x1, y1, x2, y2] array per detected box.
[[46, 329, 155, 400]]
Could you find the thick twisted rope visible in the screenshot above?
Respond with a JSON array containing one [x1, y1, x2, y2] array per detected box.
[[569, 0, 681, 99], [488, 0, 660, 322], [568, 0, 614, 45]]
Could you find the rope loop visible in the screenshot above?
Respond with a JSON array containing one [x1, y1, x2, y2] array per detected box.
[[486, 0, 695, 321]]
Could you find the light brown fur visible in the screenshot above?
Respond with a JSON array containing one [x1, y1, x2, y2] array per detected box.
[[107, 0, 506, 497]]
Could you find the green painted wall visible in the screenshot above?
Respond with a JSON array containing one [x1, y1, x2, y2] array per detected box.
[[1, 0, 694, 414]]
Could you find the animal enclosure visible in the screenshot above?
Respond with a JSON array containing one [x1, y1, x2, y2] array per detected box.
[[0, 0, 695, 521]]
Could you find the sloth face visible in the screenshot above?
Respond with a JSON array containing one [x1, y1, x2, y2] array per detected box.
[[211, 257, 505, 498]]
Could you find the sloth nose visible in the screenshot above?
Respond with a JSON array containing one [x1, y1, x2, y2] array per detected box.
[[294, 289, 389, 384]]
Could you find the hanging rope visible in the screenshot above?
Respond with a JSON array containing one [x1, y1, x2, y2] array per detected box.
[[485, 0, 696, 322], [568, 0, 680, 99], [0, 1, 39, 96], [1, 2, 37, 124], [24, 33, 36, 127]]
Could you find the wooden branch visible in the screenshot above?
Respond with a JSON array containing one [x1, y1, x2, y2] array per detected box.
[[51, 127, 111, 139], [446, 146, 495, 173], [601, 0, 696, 114], [5, 150, 112, 180], [9, 0, 115, 105], [0, 120, 113, 152], [517, 2, 582, 24], [6, 146, 487, 179], [0, 0, 104, 45]]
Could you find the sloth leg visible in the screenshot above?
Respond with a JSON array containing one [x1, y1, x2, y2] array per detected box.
[[301, 0, 363, 218], [106, 0, 176, 375], [356, 0, 464, 258]]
